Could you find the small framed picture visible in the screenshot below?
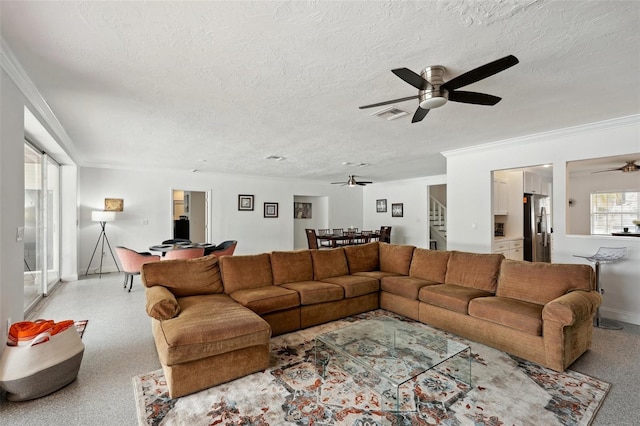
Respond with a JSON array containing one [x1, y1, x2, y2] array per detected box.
[[104, 198, 124, 212], [376, 199, 387, 213], [238, 194, 254, 211], [392, 203, 403, 217], [294, 202, 312, 219], [264, 202, 278, 218]]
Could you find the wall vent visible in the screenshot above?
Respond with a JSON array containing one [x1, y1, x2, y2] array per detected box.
[[371, 106, 409, 120]]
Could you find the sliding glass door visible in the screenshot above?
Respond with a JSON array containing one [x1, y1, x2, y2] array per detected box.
[[24, 142, 60, 313]]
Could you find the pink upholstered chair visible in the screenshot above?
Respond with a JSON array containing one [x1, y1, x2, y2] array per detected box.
[[115, 246, 161, 292], [204, 240, 237, 257], [162, 247, 205, 261]]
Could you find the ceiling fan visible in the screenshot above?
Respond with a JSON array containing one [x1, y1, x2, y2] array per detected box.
[[592, 161, 640, 173], [331, 175, 372, 187], [359, 55, 519, 123]]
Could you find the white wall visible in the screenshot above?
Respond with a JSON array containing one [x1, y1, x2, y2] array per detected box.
[[445, 116, 640, 325], [363, 175, 447, 247], [79, 167, 364, 272], [0, 69, 27, 341], [293, 195, 330, 249]]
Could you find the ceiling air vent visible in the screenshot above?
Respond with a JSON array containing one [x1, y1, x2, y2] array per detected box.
[[371, 106, 409, 120]]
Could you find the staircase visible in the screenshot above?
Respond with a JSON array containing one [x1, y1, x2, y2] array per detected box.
[[429, 196, 447, 249]]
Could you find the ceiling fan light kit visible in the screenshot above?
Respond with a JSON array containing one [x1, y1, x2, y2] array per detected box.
[[360, 55, 519, 123], [331, 175, 373, 187]]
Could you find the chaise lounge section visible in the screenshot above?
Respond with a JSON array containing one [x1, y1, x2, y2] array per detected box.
[[141, 241, 600, 398]]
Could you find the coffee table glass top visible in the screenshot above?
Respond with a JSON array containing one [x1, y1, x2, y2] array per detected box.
[[315, 316, 470, 390]]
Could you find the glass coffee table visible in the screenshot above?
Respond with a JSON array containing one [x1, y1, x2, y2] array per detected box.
[[315, 316, 471, 413]]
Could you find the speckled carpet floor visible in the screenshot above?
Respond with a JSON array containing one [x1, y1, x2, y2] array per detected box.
[[133, 310, 609, 426]]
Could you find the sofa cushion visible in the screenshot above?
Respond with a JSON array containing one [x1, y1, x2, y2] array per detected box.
[[343, 242, 380, 273], [310, 248, 349, 280], [419, 284, 494, 315], [409, 248, 450, 282], [220, 253, 273, 294], [230, 286, 300, 315], [141, 254, 223, 297], [321, 275, 379, 298], [353, 271, 402, 280], [271, 250, 314, 285], [496, 260, 595, 305], [379, 243, 415, 275], [381, 276, 438, 300], [469, 296, 543, 336], [154, 294, 271, 366], [281, 281, 344, 305], [145, 285, 180, 320], [444, 251, 504, 292]]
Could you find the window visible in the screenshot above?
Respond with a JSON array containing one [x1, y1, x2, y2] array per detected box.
[[590, 191, 639, 234]]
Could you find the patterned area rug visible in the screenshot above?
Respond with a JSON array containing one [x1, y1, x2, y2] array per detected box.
[[133, 310, 609, 425]]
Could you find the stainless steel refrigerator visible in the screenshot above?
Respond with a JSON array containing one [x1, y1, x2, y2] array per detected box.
[[523, 194, 551, 262]]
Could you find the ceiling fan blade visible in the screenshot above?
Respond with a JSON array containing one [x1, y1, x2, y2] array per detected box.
[[411, 107, 429, 123], [357, 181, 373, 184], [331, 182, 347, 184], [359, 95, 420, 109], [392, 68, 430, 90], [591, 168, 622, 173], [442, 55, 519, 91], [448, 91, 502, 105]]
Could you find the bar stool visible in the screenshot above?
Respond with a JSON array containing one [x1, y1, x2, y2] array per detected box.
[[574, 247, 626, 330]]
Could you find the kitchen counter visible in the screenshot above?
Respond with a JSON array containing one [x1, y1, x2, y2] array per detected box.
[[493, 236, 524, 242]]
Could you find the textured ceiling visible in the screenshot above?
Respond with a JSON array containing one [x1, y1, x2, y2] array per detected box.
[[1, 1, 639, 183]]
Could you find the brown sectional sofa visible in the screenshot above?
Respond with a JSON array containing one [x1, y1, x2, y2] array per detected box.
[[141, 242, 600, 398]]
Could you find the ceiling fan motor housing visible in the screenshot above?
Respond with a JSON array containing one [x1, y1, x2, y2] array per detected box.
[[419, 66, 448, 109]]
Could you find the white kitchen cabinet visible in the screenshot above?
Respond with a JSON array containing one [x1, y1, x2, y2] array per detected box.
[[493, 178, 509, 215], [523, 172, 542, 194], [492, 238, 524, 260]]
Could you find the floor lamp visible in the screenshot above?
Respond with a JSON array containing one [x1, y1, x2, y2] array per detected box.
[[85, 211, 120, 278]]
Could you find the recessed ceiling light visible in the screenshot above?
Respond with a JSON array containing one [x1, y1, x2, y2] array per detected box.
[[266, 155, 286, 161], [343, 162, 370, 167], [371, 106, 409, 120]]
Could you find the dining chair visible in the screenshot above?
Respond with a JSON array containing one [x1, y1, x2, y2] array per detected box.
[[379, 226, 392, 243], [205, 240, 238, 257], [316, 229, 332, 247], [115, 246, 161, 292], [162, 238, 192, 244], [359, 230, 372, 244], [305, 229, 319, 249], [163, 247, 205, 260]]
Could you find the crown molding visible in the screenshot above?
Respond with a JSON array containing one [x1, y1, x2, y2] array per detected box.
[[1, 37, 80, 163], [442, 114, 640, 158]]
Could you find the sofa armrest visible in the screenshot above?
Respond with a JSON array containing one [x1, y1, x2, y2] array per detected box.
[[145, 286, 181, 320], [542, 290, 602, 326]]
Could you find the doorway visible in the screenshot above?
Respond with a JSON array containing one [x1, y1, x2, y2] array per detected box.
[[171, 190, 209, 243]]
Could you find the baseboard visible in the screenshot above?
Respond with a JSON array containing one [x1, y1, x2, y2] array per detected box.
[[599, 306, 640, 326]]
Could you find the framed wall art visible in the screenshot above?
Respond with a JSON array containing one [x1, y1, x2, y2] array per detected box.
[[238, 194, 254, 211], [376, 199, 387, 213], [264, 202, 278, 218], [104, 198, 124, 212], [392, 203, 403, 217], [294, 202, 312, 219]]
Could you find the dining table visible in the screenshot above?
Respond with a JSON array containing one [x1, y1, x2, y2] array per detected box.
[[149, 242, 215, 254], [316, 231, 379, 248]]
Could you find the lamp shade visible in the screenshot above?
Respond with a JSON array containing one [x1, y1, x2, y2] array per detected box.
[[91, 211, 116, 222]]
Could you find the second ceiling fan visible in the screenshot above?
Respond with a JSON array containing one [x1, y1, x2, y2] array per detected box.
[[360, 55, 519, 123]]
